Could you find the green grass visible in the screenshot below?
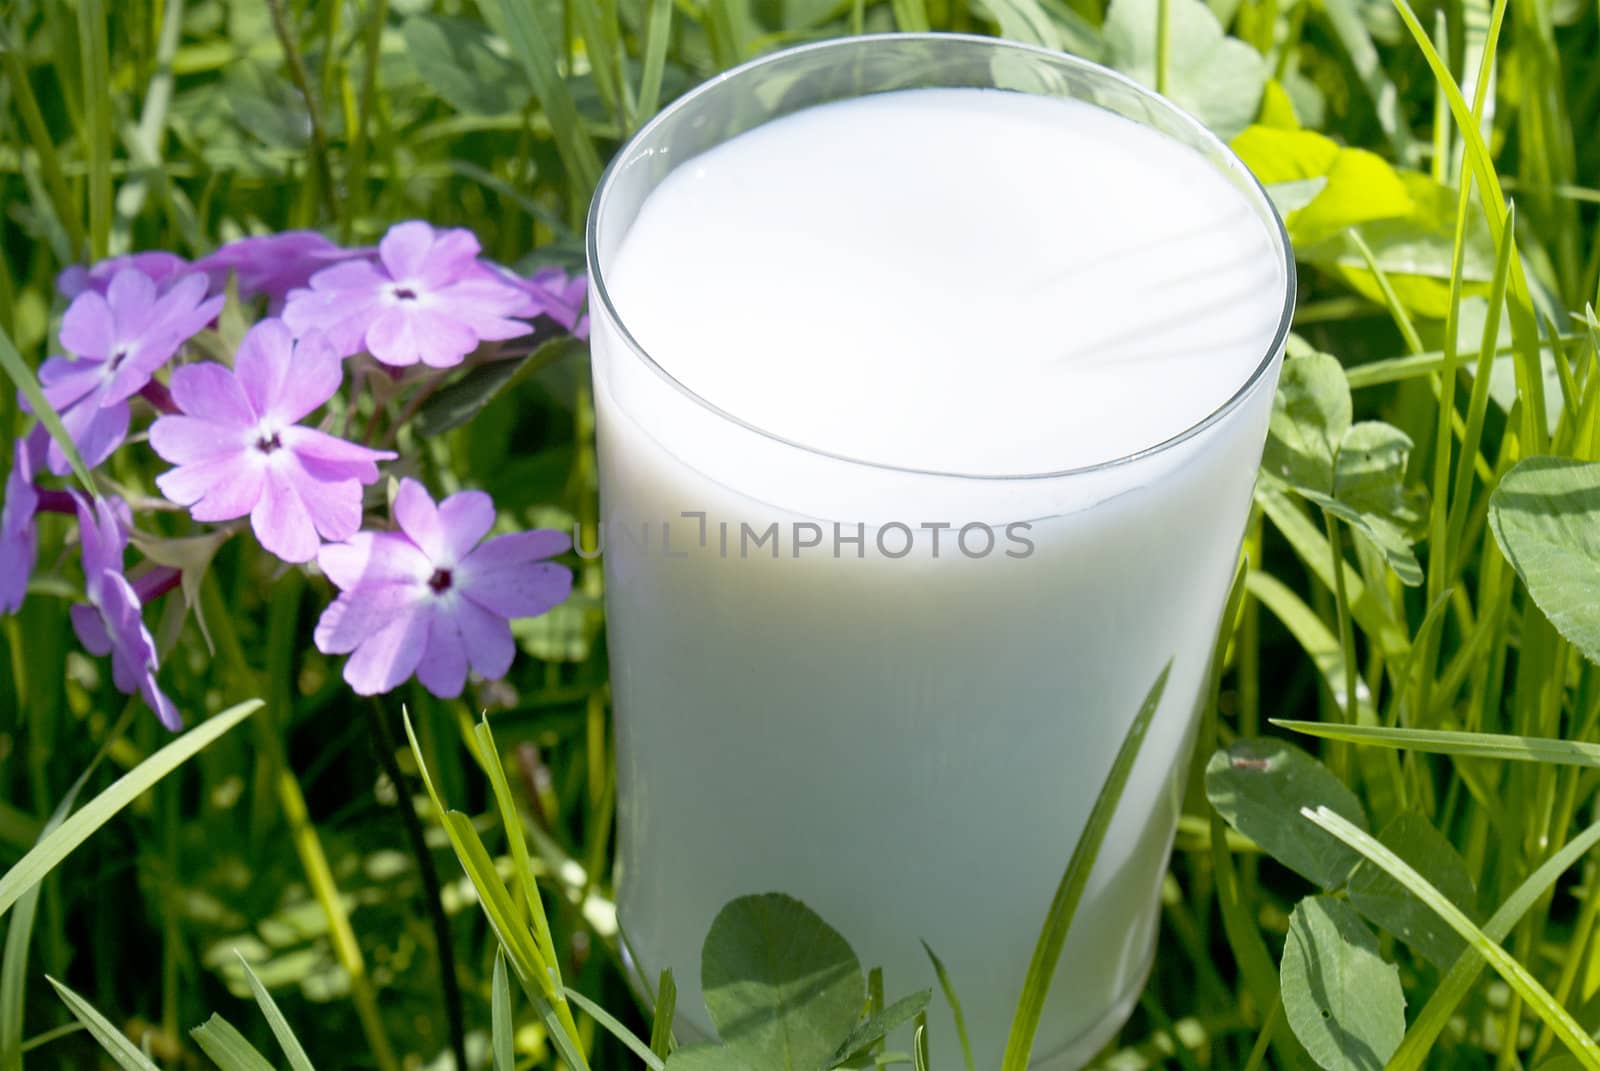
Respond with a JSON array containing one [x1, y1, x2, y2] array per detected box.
[[1, 0, 1599, 1068]]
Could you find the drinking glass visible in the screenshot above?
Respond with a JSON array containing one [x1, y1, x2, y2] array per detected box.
[[585, 33, 1294, 1067]]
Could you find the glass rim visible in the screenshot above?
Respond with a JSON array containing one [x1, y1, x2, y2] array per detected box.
[[585, 31, 1298, 483]]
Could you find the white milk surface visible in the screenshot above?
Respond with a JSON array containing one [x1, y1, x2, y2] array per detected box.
[[591, 86, 1288, 1067]]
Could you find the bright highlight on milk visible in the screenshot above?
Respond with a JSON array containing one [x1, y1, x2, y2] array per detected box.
[[607, 87, 1284, 479], [589, 49, 1291, 1069]]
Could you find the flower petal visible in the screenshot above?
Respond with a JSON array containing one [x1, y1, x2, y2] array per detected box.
[[362, 307, 428, 367], [158, 453, 263, 521], [435, 490, 495, 565], [251, 466, 320, 563], [71, 603, 112, 656], [314, 582, 425, 653], [378, 221, 445, 282], [460, 558, 572, 620], [415, 610, 468, 698], [38, 356, 105, 411], [169, 361, 257, 425], [340, 605, 431, 695], [463, 528, 572, 570], [455, 597, 515, 681], [415, 307, 498, 367], [52, 399, 129, 475], [149, 415, 245, 465], [270, 329, 343, 424], [105, 270, 158, 337], [318, 532, 430, 591], [282, 284, 386, 357], [59, 291, 114, 360], [393, 479, 445, 560], [285, 455, 364, 544], [142, 678, 183, 731], [281, 426, 393, 483], [234, 319, 295, 419]]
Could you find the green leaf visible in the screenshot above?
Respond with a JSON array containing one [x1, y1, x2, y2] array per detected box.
[[565, 986, 666, 1070], [1334, 423, 1424, 533], [1280, 896, 1405, 1070], [1204, 738, 1369, 889], [1302, 492, 1424, 587], [0, 324, 94, 491], [921, 942, 975, 1071], [1271, 719, 1600, 767], [47, 978, 159, 1071], [1303, 806, 1600, 1066], [1001, 663, 1170, 1071], [1104, 0, 1267, 138], [479, 0, 603, 193], [0, 699, 262, 920], [128, 527, 233, 654], [402, 14, 532, 116], [1264, 352, 1351, 492], [973, 0, 1061, 49], [414, 337, 587, 438], [832, 990, 931, 1066], [1391, 816, 1600, 1068], [651, 969, 677, 1060], [1347, 815, 1478, 970], [1264, 177, 1330, 217], [666, 1044, 754, 1070], [1488, 457, 1600, 665], [492, 949, 515, 1071], [697, 893, 865, 1070], [236, 953, 316, 1071], [191, 1013, 277, 1071], [1232, 127, 1414, 247]]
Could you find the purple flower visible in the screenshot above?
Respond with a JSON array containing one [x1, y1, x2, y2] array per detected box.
[[150, 319, 395, 564], [194, 231, 367, 306], [68, 493, 180, 730], [0, 428, 48, 614], [482, 265, 590, 339], [33, 268, 223, 475], [314, 478, 572, 698], [282, 221, 531, 368], [57, 252, 189, 300]]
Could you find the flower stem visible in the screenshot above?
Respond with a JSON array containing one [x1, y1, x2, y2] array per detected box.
[[138, 378, 178, 415], [131, 566, 182, 604], [264, 0, 341, 223], [366, 700, 468, 1071]]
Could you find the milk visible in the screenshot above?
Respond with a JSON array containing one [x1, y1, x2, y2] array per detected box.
[[589, 77, 1288, 1068]]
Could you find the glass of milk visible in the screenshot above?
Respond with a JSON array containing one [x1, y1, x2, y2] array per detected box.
[[585, 34, 1293, 1068]]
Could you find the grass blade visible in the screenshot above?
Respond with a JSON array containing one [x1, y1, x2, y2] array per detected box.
[[1391, 0, 1548, 452], [492, 949, 515, 1071], [564, 986, 665, 1070], [649, 969, 676, 1060], [236, 953, 315, 1071], [635, 0, 675, 125], [999, 662, 1172, 1071], [1321, 0, 1414, 164], [920, 941, 975, 1071], [482, 0, 603, 194], [0, 713, 129, 1071], [190, 1013, 277, 1071], [0, 324, 95, 492], [0, 699, 262, 920], [0, 22, 84, 255], [75, 0, 113, 259], [46, 978, 158, 1071], [1273, 720, 1600, 766], [1391, 817, 1600, 1068], [1302, 806, 1600, 1067]]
